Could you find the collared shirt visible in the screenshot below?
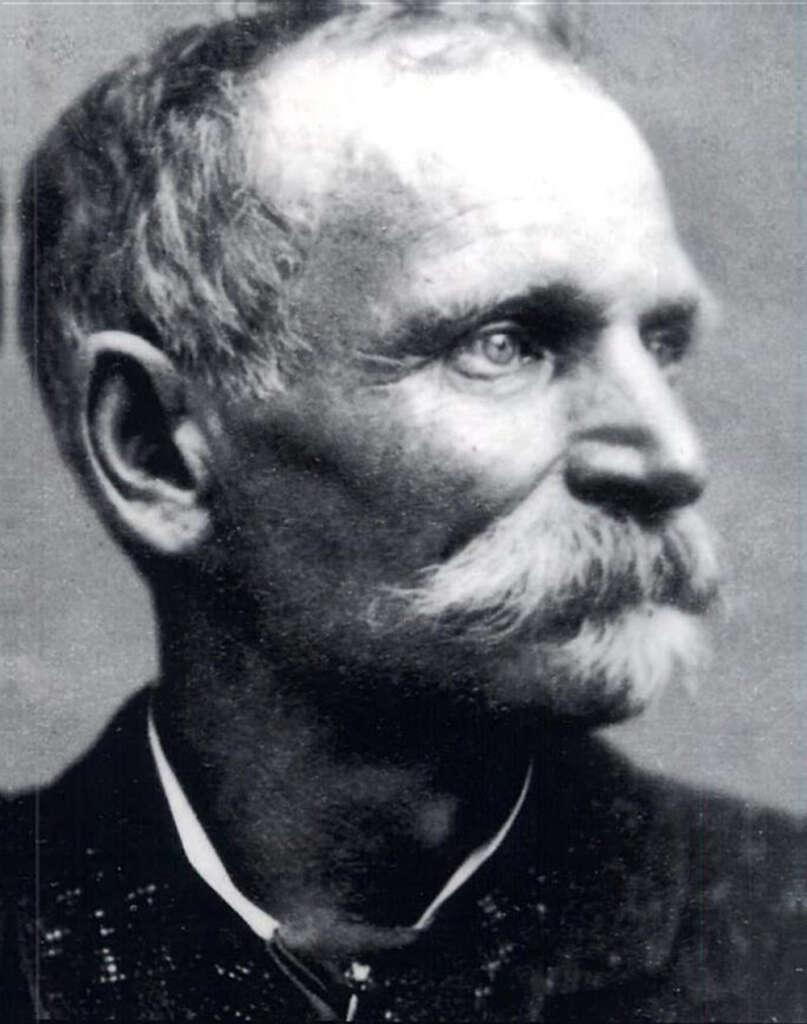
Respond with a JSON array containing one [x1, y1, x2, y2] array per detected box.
[[13, 688, 802, 1022], [147, 709, 281, 941], [148, 707, 532, 939]]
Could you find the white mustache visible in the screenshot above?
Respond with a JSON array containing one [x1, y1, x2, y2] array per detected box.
[[377, 483, 721, 646]]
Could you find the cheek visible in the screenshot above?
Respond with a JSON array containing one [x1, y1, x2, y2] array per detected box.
[[300, 375, 568, 577], [381, 370, 566, 510], [216, 370, 566, 592]]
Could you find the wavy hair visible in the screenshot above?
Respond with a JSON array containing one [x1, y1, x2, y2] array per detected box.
[[18, 1, 575, 453]]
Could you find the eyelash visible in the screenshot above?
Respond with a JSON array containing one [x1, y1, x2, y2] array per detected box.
[[449, 321, 553, 379]]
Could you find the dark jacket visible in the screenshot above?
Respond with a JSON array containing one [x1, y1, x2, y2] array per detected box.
[[2, 687, 805, 1021]]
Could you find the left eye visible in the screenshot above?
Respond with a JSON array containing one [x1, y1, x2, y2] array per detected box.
[[641, 322, 692, 367], [449, 322, 543, 379]]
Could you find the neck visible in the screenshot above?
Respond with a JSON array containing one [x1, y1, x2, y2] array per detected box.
[[151, 588, 536, 957]]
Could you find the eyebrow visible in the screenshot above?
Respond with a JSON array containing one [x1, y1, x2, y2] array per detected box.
[[639, 298, 702, 330], [638, 297, 705, 358], [384, 283, 609, 358]]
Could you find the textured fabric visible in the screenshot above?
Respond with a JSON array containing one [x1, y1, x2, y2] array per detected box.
[[3, 687, 805, 1021]]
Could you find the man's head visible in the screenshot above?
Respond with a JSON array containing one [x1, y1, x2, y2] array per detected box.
[[20, 1, 719, 729]]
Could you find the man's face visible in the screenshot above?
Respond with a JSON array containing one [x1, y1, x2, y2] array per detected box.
[[211, 36, 718, 723]]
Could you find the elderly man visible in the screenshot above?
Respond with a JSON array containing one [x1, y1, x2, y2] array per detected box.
[[5, 3, 804, 1021]]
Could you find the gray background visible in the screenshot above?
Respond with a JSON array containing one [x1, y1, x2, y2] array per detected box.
[[1, 2, 805, 814]]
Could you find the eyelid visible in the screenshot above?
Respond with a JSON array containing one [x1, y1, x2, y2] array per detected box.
[[463, 318, 545, 355], [639, 315, 697, 365], [448, 319, 553, 383], [458, 319, 532, 359], [473, 319, 529, 340]]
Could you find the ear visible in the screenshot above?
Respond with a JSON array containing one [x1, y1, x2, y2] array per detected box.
[[77, 331, 213, 558]]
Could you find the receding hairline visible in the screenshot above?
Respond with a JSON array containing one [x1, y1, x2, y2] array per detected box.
[[239, 4, 588, 232], [17, 0, 584, 428], [253, 0, 578, 65], [246, 1, 580, 114]]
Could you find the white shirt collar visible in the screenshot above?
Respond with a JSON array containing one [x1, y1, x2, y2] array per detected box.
[[148, 706, 532, 941], [148, 708, 280, 941]]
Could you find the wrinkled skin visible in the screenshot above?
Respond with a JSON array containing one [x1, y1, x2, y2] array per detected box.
[[138, 27, 725, 945], [205, 38, 715, 722]]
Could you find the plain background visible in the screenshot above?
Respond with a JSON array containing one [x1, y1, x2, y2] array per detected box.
[[1, 2, 805, 815]]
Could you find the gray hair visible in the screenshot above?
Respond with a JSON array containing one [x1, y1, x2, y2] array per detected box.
[[18, 1, 576, 451]]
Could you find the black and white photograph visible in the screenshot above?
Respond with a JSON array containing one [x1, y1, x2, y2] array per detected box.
[[1, 2, 805, 1020]]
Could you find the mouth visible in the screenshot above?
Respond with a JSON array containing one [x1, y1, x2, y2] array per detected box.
[[517, 565, 719, 650], [651, 530, 721, 615], [654, 574, 719, 616], [381, 498, 720, 657]]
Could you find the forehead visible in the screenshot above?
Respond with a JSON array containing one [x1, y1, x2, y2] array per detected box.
[[252, 29, 650, 206], [249, 27, 702, 342]]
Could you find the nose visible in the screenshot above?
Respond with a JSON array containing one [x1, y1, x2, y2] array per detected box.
[[565, 330, 707, 522]]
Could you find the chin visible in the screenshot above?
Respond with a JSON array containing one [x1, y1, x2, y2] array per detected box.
[[480, 604, 708, 726]]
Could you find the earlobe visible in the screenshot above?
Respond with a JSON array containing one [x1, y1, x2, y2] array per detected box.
[[79, 331, 213, 558]]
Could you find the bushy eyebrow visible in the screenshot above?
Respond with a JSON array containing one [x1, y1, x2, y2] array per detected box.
[[640, 298, 702, 330], [383, 283, 609, 358], [357, 287, 707, 382]]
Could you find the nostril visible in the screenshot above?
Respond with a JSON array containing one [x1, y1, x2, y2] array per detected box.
[[565, 461, 706, 524], [566, 476, 660, 525]]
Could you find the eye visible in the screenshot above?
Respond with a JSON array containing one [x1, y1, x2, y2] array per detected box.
[[641, 320, 693, 368], [449, 321, 549, 380]]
